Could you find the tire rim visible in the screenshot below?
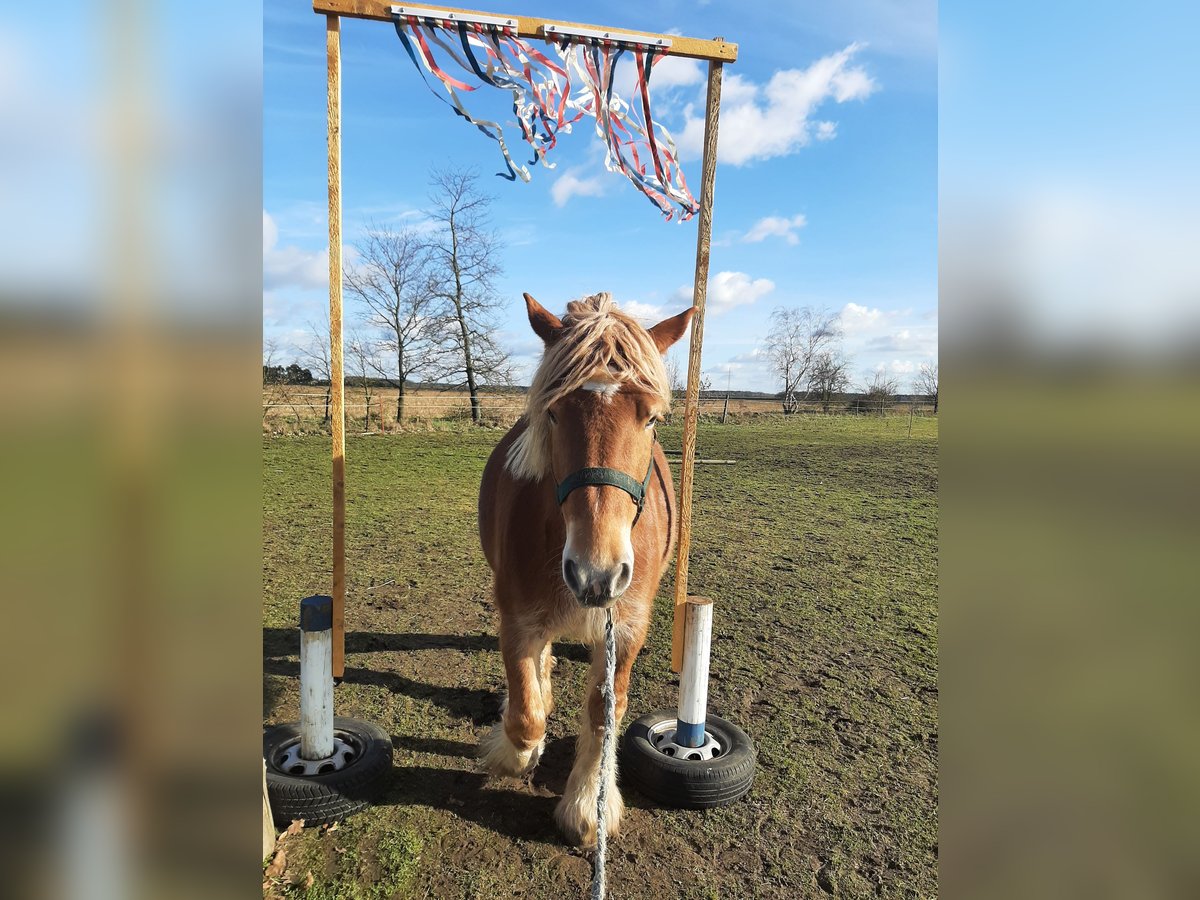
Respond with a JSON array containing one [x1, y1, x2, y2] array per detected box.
[[647, 718, 723, 761], [272, 732, 360, 776]]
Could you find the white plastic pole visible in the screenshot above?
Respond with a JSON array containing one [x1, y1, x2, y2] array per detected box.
[[300, 595, 335, 760], [675, 597, 713, 748]]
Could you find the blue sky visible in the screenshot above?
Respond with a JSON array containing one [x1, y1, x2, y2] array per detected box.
[[264, 0, 937, 391], [939, 1, 1200, 354]]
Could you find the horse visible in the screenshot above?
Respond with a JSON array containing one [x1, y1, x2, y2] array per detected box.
[[477, 291, 694, 847]]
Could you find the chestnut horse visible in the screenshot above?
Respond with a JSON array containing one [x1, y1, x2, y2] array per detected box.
[[478, 291, 694, 846]]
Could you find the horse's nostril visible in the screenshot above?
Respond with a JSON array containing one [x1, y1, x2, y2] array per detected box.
[[563, 557, 583, 596], [613, 563, 633, 595]]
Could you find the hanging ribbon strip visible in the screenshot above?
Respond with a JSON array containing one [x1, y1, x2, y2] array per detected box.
[[393, 14, 699, 221]]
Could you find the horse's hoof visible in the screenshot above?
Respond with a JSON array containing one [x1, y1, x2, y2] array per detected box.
[[554, 789, 623, 848], [554, 796, 597, 848], [479, 723, 543, 777]]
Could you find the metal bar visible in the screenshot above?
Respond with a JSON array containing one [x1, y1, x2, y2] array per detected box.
[[313, 0, 738, 62], [671, 59, 723, 674], [676, 597, 714, 747], [300, 596, 336, 760], [390, 5, 516, 28], [542, 23, 670, 50]]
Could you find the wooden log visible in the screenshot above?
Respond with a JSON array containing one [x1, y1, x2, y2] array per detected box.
[[311, 1, 738, 62], [672, 59, 723, 674], [327, 15, 346, 680]]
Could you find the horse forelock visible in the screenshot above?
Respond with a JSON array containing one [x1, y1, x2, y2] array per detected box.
[[506, 292, 671, 481]]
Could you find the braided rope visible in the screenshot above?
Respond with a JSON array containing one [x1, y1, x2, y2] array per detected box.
[[592, 608, 617, 900]]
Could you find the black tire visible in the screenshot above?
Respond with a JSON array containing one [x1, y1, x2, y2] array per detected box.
[[621, 710, 755, 809], [263, 717, 393, 827]]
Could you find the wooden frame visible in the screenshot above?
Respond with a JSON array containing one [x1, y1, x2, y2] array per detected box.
[[313, 1, 738, 62], [318, 3, 732, 677]]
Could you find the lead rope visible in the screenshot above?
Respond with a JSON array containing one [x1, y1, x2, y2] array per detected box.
[[592, 608, 617, 900]]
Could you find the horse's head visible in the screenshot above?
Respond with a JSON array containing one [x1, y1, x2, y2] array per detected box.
[[522, 293, 693, 608]]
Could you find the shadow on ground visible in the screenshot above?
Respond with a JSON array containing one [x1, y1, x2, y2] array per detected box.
[[262, 628, 589, 663], [379, 735, 580, 846]]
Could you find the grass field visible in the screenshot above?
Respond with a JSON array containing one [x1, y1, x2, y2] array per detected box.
[[263, 417, 938, 899]]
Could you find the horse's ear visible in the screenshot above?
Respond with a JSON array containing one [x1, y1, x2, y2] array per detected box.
[[524, 293, 563, 344], [647, 307, 695, 353]]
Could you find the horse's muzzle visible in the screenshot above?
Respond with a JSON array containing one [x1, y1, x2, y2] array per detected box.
[[563, 556, 633, 607]]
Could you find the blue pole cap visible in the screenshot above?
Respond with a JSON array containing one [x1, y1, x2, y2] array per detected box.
[[674, 719, 706, 748], [300, 595, 334, 632]]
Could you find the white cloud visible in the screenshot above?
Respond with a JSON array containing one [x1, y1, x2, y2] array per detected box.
[[618, 300, 667, 324], [551, 169, 606, 207], [866, 328, 936, 353], [840, 301, 885, 333], [842, 301, 937, 354], [676, 271, 775, 315], [741, 214, 808, 245], [678, 44, 878, 166], [263, 210, 277, 254], [263, 210, 328, 291], [611, 54, 704, 106]]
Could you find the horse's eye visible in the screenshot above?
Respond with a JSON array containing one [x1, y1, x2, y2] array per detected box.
[[646, 416, 658, 429], [547, 410, 557, 425]]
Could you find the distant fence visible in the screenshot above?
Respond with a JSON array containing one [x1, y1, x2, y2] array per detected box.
[[263, 387, 936, 433]]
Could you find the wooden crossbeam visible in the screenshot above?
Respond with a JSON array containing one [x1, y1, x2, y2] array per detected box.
[[312, 1, 738, 62]]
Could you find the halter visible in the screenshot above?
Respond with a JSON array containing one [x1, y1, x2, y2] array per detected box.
[[555, 434, 657, 526]]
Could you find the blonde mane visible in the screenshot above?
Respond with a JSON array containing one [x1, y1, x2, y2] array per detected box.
[[506, 292, 672, 481]]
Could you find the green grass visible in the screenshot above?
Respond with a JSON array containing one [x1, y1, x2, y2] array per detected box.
[[264, 416, 938, 899]]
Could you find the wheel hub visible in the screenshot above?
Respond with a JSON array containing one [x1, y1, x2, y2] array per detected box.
[[648, 719, 723, 761], [274, 734, 358, 776]]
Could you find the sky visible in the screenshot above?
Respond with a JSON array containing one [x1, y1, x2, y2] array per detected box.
[[939, 0, 1200, 357], [264, 0, 937, 392]]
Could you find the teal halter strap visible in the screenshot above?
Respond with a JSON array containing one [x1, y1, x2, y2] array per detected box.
[[555, 439, 657, 525]]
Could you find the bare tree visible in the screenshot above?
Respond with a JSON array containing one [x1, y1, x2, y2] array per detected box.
[[263, 338, 305, 431], [914, 362, 938, 414], [808, 349, 852, 410], [861, 369, 899, 416], [262, 338, 281, 430], [301, 320, 333, 425], [664, 351, 711, 399], [426, 167, 513, 423], [763, 306, 840, 413], [346, 332, 377, 431], [344, 224, 441, 423], [665, 351, 683, 397]]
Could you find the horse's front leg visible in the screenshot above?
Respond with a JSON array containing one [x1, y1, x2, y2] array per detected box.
[[555, 621, 641, 848], [481, 615, 549, 777]]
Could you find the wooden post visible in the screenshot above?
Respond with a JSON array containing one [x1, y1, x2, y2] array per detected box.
[[326, 14, 346, 680], [672, 58, 723, 673], [721, 369, 730, 424], [263, 760, 276, 859]]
